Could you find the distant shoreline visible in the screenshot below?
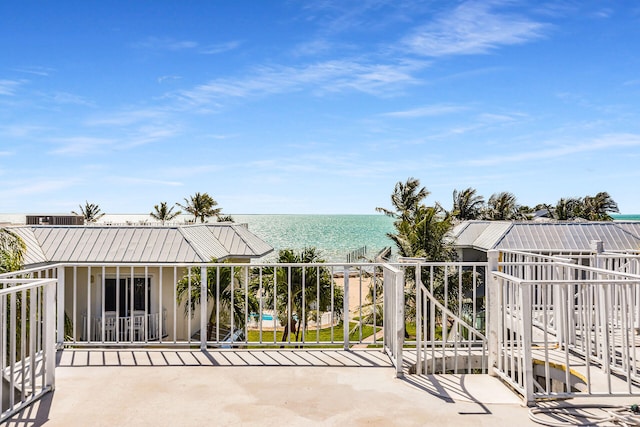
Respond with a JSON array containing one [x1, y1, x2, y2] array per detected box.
[[612, 214, 640, 221]]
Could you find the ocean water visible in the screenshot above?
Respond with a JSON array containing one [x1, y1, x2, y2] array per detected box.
[[233, 214, 395, 262], [4, 212, 395, 263], [613, 214, 640, 221], [8, 211, 637, 263]]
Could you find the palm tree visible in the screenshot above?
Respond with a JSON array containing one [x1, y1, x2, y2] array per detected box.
[[533, 203, 555, 218], [376, 177, 429, 223], [176, 260, 257, 340], [484, 192, 521, 220], [0, 228, 25, 274], [554, 197, 583, 220], [72, 201, 105, 223], [389, 204, 453, 261], [176, 192, 221, 223], [378, 178, 453, 261], [1, 228, 28, 358], [150, 202, 181, 225], [582, 192, 619, 221], [452, 188, 484, 221], [553, 193, 618, 221], [262, 248, 343, 343]]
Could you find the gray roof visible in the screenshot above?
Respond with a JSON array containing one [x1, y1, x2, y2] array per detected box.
[[452, 221, 640, 253], [10, 224, 274, 266]]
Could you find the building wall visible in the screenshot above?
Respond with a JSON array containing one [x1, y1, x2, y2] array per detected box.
[[457, 248, 488, 262], [62, 265, 201, 342]]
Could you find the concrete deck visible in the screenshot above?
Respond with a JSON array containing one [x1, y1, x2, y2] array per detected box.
[[5, 349, 539, 426]]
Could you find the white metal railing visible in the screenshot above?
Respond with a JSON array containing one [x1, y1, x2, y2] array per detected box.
[[25, 262, 395, 349], [409, 261, 488, 375], [82, 310, 167, 342], [0, 276, 56, 422], [382, 264, 404, 378], [491, 250, 640, 405], [9, 249, 640, 409]]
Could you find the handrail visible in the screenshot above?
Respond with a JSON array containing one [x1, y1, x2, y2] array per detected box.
[[0, 275, 57, 422], [498, 250, 576, 263], [419, 282, 487, 342], [0, 278, 57, 294]]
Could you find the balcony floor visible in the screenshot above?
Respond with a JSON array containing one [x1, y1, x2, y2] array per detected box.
[[6, 349, 539, 426]]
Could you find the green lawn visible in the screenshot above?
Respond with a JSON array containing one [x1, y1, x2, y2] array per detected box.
[[246, 322, 380, 347]]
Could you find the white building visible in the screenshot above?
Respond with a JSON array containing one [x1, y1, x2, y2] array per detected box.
[[451, 220, 640, 262], [9, 223, 273, 342]]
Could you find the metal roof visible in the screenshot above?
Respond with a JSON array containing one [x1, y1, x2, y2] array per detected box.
[[10, 224, 273, 266], [449, 222, 489, 246], [453, 220, 640, 252], [473, 222, 514, 250], [10, 227, 47, 265]]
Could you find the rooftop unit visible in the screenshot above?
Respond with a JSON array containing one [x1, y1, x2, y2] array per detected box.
[[26, 215, 85, 226]]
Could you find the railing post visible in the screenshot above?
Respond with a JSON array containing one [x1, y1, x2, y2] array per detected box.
[[44, 280, 57, 390], [520, 282, 534, 406], [343, 266, 350, 351], [415, 264, 422, 376], [395, 267, 405, 378], [56, 266, 65, 347], [487, 250, 499, 376], [554, 263, 565, 346], [200, 266, 207, 351]]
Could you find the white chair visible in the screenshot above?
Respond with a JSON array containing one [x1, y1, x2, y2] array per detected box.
[[103, 311, 117, 341], [132, 310, 146, 341]]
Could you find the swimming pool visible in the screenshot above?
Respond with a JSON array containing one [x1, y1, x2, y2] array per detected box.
[[250, 313, 297, 322], [251, 312, 274, 321]]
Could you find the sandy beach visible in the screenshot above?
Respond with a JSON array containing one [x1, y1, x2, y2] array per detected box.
[[333, 274, 376, 313]]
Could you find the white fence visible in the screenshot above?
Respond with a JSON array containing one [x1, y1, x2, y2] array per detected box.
[[382, 264, 404, 377], [490, 250, 640, 405], [0, 276, 56, 422], [82, 310, 167, 342], [410, 261, 488, 375], [1, 262, 396, 349], [7, 248, 640, 411]]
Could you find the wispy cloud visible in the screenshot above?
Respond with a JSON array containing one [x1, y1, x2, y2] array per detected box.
[[300, 0, 420, 36], [11, 66, 54, 77], [123, 124, 181, 148], [171, 58, 426, 108], [205, 134, 238, 140], [382, 103, 468, 118], [132, 38, 240, 55], [0, 124, 49, 138], [403, 1, 548, 57], [200, 40, 241, 54], [158, 75, 182, 84], [246, 150, 401, 180], [48, 136, 116, 155], [132, 37, 198, 51], [0, 179, 77, 198], [464, 133, 640, 167], [163, 164, 223, 178], [44, 91, 95, 106], [85, 109, 168, 126], [48, 126, 177, 154], [592, 8, 613, 19], [0, 80, 24, 96], [111, 176, 183, 187], [291, 39, 334, 57]]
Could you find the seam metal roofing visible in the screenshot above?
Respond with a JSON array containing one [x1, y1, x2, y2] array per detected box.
[[9, 224, 274, 265], [453, 221, 640, 252]]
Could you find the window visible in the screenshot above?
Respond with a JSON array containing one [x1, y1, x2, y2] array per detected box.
[[105, 277, 150, 317]]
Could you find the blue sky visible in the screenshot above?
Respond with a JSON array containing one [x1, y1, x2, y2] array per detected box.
[[2, 1, 640, 215]]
